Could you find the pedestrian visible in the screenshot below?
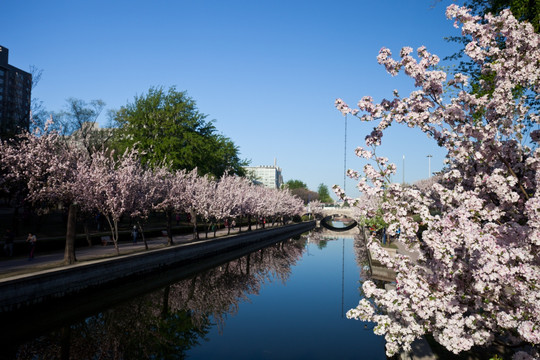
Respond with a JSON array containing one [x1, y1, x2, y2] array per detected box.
[[26, 233, 37, 260], [3, 229, 14, 257], [131, 226, 138, 244], [231, 220, 236, 230]]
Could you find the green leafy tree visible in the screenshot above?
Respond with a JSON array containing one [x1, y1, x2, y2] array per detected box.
[[113, 86, 246, 177], [317, 183, 333, 203], [285, 179, 307, 190], [463, 0, 539, 31], [201, 133, 247, 178]]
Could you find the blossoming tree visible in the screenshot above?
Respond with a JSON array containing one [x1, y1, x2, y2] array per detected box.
[[209, 174, 246, 236], [77, 148, 150, 254], [335, 5, 540, 359], [150, 167, 191, 245], [0, 121, 89, 264]]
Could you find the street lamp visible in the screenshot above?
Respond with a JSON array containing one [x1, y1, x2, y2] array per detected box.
[[427, 154, 432, 178], [343, 114, 347, 193]]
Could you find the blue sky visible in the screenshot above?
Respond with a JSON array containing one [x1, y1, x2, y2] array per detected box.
[[2, 0, 464, 200]]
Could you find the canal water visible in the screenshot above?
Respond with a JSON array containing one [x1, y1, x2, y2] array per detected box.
[[1, 231, 386, 360]]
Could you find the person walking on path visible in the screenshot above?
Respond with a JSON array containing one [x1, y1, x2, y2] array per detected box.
[[131, 226, 138, 244], [3, 229, 15, 257], [26, 233, 37, 260]]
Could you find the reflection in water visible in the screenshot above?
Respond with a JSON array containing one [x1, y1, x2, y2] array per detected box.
[[351, 231, 372, 282], [167, 239, 305, 330], [2, 233, 386, 360], [11, 288, 211, 360], [3, 239, 306, 360]]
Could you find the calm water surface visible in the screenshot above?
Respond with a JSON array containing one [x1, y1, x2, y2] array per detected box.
[[2, 232, 386, 360]]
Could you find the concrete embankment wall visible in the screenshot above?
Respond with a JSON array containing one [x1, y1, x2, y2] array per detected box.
[[0, 221, 315, 313]]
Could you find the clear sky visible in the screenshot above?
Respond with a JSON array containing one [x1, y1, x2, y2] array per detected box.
[[2, 0, 464, 200]]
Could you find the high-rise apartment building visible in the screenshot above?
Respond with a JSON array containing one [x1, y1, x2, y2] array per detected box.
[[0, 45, 32, 139], [244, 160, 284, 189]]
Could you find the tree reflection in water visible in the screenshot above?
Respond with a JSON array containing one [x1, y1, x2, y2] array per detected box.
[[351, 231, 394, 293], [351, 233, 371, 281], [8, 238, 305, 360], [15, 294, 210, 360], [169, 238, 305, 331]]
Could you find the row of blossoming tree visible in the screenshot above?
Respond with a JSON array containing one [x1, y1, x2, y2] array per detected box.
[[334, 5, 539, 360], [0, 123, 305, 264]]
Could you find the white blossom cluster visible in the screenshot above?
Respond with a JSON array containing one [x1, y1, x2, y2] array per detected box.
[[0, 123, 305, 252], [335, 5, 540, 359]]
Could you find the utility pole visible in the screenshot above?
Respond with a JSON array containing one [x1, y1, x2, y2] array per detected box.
[[427, 154, 432, 178], [344, 114, 347, 193]]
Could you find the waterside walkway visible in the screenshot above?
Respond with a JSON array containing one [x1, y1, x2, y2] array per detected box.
[[0, 221, 315, 312], [0, 223, 284, 279]]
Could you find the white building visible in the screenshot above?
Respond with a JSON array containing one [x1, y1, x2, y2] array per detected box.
[[66, 121, 114, 151], [244, 161, 283, 189]]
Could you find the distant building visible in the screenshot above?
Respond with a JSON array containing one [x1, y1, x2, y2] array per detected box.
[[0, 45, 32, 139], [67, 121, 114, 151], [244, 160, 283, 189]]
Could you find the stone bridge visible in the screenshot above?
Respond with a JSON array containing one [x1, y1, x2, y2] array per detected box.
[[315, 206, 358, 232], [319, 206, 355, 218]]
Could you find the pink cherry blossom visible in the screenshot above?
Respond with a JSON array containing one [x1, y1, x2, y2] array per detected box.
[[337, 5, 540, 358]]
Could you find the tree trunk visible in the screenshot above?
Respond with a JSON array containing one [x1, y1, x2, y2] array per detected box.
[[105, 215, 120, 255], [166, 211, 174, 245], [191, 208, 198, 240], [187, 276, 197, 302], [248, 215, 252, 231], [83, 217, 92, 247], [113, 220, 120, 255], [161, 285, 170, 319], [64, 203, 77, 265], [137, 221, 148, 250]]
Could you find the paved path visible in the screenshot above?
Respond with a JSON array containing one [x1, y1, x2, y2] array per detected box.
[[0, 225, 261, 279]]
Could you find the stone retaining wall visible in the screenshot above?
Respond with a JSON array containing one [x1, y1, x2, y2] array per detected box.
[[0, 221, 315, 312]]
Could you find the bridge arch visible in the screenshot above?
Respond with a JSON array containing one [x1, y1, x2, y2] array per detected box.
[[320, 214, 358, 232]]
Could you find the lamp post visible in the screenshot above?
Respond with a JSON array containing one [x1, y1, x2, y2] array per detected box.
[[344, 114, 347, 193], [427, 154, 432, 178]]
